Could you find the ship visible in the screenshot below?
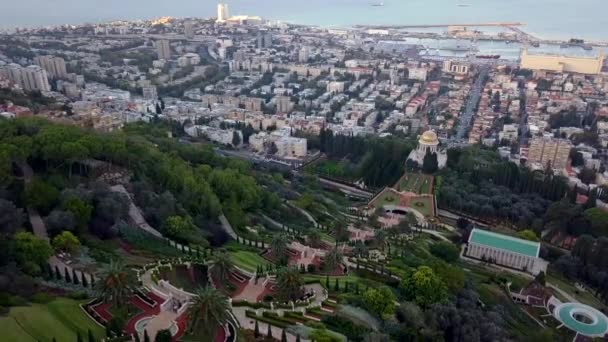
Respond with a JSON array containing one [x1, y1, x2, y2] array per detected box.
[[371, 2, 384, 6], [476, 54, 500, 59], [560, 38, 593, 50], [443, 44, 477, 52]]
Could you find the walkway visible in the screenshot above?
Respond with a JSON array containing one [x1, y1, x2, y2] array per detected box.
[[286, 202, 318, 227], [144, 311, 178, 341], [232, 283, 325, 342], [219, 214, 237, 239], [18, 162, 94, 284], [110, 184, 163, 238], [232, 277, 270, 303]]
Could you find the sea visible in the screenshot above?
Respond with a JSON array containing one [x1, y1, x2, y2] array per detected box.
[[1, 0, 608, 41]]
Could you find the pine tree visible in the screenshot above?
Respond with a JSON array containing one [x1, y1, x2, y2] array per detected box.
[[254, 320, 260, 338]]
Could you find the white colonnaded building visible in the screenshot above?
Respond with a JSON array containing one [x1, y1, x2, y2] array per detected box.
[[465, 228, 547, 275]]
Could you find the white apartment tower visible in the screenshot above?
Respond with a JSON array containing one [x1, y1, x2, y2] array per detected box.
[[184, 21, 195, 39], [298, 47, 310, 63], [276, 96, 293, 114], [34, 55, 68, 79], [217, 3, 229, 23], [156, 40, 171, 60], [0, 64, 51, 92]]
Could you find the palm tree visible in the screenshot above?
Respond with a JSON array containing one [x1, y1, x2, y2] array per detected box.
[[95, 260, 136, 307], [324, 247, 343, 275], [275, 266, 304, 302], [210, 251, 232, 288], [187, 286, 232, 336], [270, 235, 288, 260]]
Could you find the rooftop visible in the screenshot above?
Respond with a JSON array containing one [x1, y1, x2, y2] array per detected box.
[[468, 228, 540, 258]]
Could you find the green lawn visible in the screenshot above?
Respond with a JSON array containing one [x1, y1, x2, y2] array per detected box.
[[397, 173, 433, 194], [410, 197, 433, 217], [229, 250, 271, 273], [303, 273, 385, 290], [546, 273, 606, 309], [319, 232, 336, 244], [0, 315, 36, 342], [0, 298, 104, 342]]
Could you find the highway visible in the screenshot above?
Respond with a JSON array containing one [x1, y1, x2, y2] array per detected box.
[[455, 66, 489, 141]]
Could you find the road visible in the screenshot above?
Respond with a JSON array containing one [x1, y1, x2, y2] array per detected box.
[[455, 66, 489, 141], [518, 86, 529, 147]]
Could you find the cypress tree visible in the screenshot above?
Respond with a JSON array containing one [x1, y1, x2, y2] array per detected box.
[[325, 275, 330, 288], [55, 265, 62, 280], [73, 269, 80, 285], [65, 267, 72, 283], [266, 323, 272, 338], [87, 329, 95, 342], [254, 320, 260, 338], [334, 278, 339, 292], [281, 329, 287, 342], [82, 273, 88, 288]]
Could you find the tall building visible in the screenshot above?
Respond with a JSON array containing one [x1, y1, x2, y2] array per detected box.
[[142, 86, 158, 100], [527, 137, 572, 170], [298, 47, 310, 63], [33, 55, 68, 79], [0, 64, 50, 92], [276, 96, 293, 114], [275, 136, 307, 158], [442, 60, 469, 75], [257, 32, 272, 49], [156, 40, 171, 60], [184, 21, 195, 39], [217, 3, 229, 23]]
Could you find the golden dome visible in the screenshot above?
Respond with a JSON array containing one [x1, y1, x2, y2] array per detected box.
[[419, 130, 439, 144]]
